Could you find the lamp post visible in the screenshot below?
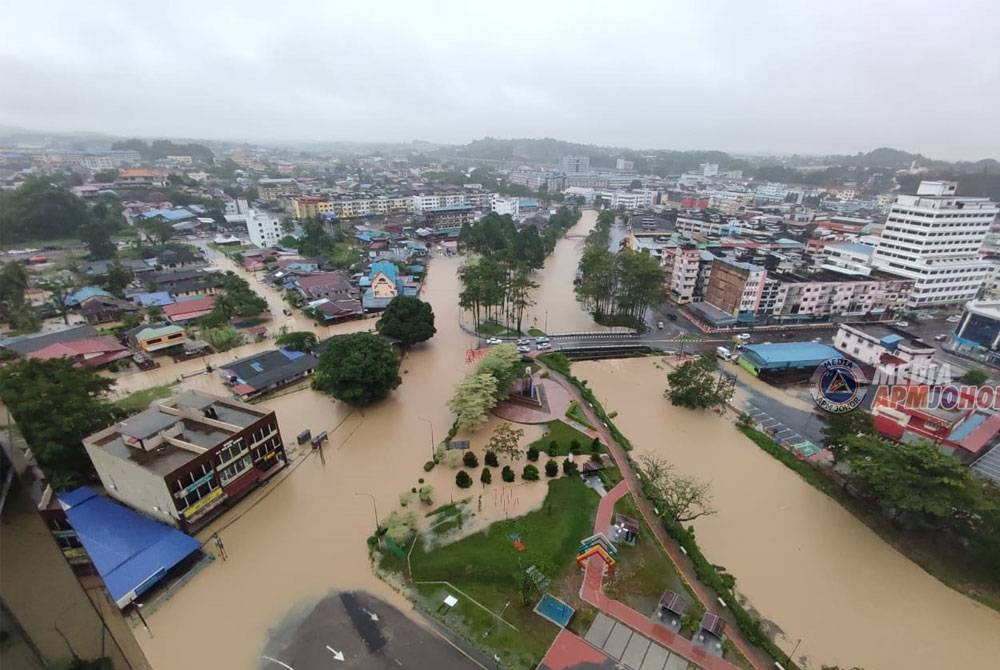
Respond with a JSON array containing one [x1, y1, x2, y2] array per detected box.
[[134, 602, 152, 638], [418, 415, 436, 457], [354, 492, 381, 548]]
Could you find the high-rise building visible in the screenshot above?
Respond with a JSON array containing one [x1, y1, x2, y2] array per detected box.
[[246, 209, 283, 248], [615, 158, 634, 172], [560, 156, 590, 174], [871, 181, 999, 308]]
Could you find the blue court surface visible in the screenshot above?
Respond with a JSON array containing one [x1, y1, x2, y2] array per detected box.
[[534, 593, 575, 627]]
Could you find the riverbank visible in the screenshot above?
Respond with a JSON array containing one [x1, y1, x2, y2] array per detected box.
[[574, 357, 1000, 670]]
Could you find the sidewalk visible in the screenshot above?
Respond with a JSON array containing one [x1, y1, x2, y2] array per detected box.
[[540, 364, 773, 670]]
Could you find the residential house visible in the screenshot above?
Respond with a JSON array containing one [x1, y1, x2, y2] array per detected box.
[[295, 271, 355, 302], [79, 295, 140, 325], [0, 324, 99, 356], [26, 336, 131, 367], [220, 349, 319, 400], [128, 324, 186, 353], [163, 296, 216, 324], [82, 390, 287, 531]]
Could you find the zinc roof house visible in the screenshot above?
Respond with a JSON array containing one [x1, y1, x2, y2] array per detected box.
[[128, 324, 186, 353], [220, 349, 319, 400], [737, 342, 839, 378]]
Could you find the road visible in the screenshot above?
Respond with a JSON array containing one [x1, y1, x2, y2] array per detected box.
[[260, 591, 479, 670]]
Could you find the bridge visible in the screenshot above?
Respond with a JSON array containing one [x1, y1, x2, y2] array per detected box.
[[484, 331, 731, 359]]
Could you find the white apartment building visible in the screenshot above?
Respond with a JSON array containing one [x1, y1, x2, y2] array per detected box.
[[820, 242, 875, 276], [560, 156, 590, 174], [675, 214, 743, 237], [871, 181, 999, 307], [833, 323, 936, 371], [981, 260, 1000, 299], [246, 209, 283, 248], [491, 195, 520, 218], [755, 183, 789, 203]]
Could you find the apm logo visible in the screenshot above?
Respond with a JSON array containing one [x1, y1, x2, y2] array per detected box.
[[810, 357, 868, 413]]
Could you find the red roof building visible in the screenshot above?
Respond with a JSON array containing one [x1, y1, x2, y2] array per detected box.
[[27, 337, 130, 367], [163, 296, 216, 323]]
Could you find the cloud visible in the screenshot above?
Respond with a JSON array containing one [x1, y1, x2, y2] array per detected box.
[[1, 0, 997, 159]]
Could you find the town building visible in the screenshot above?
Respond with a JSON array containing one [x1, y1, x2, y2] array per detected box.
[[616, 158, 635, 172], [163, 296, 216, 324], [737, 342, 841, 380], [560, 156, 590, 174], [220, 349, 318, 400], [820, 242, 876, 276], [83, 391, 287, 531], [25, 336, 130, 368], [661, 243, 703, 304], [951, 300, 1000, 356], [871, 181, 998, 307], [257, 177, 299, 200], [833, 323, 936, 371], [246, 209, 283, 248], [295, 272, 355, 301], [491, 195, 520, 218], [128, 324, 186, 353], [703, 258, 767, 318], [424, 204, 476, 229], [871, 394, 1000, 464]]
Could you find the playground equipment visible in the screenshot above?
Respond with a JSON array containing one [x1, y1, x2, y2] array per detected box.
[[576, 532, 617, 572]]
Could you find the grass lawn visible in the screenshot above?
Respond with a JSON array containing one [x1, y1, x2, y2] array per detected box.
[[596, 467, 624, 490], [529, 420, 599, 458], [605, 494, 698, 622], [476, 321, 520, 337], [527, 327, 546, 337], [565, 400, 594, 430], [401, 478, 600, 669], [115, 383, 176, 414]]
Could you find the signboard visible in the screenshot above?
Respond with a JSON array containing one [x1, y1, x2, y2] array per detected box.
[[182, 487, 224, 519], [183, 472, 215, 496]]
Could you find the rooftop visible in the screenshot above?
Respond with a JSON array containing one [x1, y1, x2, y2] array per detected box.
[[742, 342, 840, 367]]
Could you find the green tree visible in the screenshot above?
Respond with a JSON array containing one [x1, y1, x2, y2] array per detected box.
[[562, 459, 579, 476], [102, 261, 134, 298], [480, 467, 492, 485], [202, 271, 268, 326], [462, 451, 479, 468], [448, 373, 498, 431], [140, 220, 174, 246], [963, 368, 989, 385], [484, 450, 499, 467], [37, 276, 76, 325], [522, 464, 540, 481], [821, 410, 876, 462], [456, 470, 473, 489], [665, 355, 735, 411], [0, 261, 39, 333], [376, 296, 436, 347], [0, 177, 91, 243], [474, 344, 524, 400], [485, 422, 525, 461], [526, 445, 539, 461], [844, 436, 987, 528], [313, 332, 401, 406], [79, 222, 118, 259], [93, 169, 119, 183], [276, 331, 318, 352], [0, 359, 122, 487], [638, 455, 716, 523], [202, 325, 244, 352], [501, 465, 515, 482], [545, 459, 559, 477]]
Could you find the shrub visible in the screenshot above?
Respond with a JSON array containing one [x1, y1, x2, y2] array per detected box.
[[522, 464, 540, 481], [418, 485, 433, 504], [484, 450, 499, 467], [526, 445, 539, 461], [562, 458, 579, 476], [501, 465, 515, 482], [462, 451, 479, 468], [590, 437, 601, 453], [481, 467, 492, 485], [545, 459, 559, 477], [547, 440, 558, 457], [569, 439, 581, 455], [456, 470, 473, 489]]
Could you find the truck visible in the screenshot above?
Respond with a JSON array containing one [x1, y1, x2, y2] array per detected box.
[[716, 346, 732, 361]]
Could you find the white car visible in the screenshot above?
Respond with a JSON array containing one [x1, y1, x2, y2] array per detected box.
[[934, 334, 948, 342], [536, 341, 551, 350], [895, 321, 909, 328], [946, 315, 962, 323], [517, 338, 530, 346], [517, 345, 531, 354], [485, 337, 502, 345], [736, 333, 751, 342]]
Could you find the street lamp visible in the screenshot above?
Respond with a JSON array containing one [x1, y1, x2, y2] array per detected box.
[[417, 415, 436, 458], [354, 492, 381, 547]]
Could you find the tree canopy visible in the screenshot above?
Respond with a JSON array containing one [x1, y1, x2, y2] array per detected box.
[[201, 271, 268, 326], [448, 373, 498, 431], [821, 410, 875, 462], [377, 296, 436, 347], [576, 246, 665, 328], [0, 177, 91, 243], [638, 454, 716, 524], [665, 355, 735, 410], [275, 330, 318, 352], [0, 261, 39, 333], [0, 359, 123, 488], [313, 332, 401, 406]]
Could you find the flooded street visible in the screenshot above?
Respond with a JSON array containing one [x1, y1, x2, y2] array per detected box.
[[574, 357, 1000, 670], [522, 209, 610, 333], [136, 253, 560, 670]]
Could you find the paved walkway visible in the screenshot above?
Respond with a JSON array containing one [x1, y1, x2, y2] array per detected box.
[[492, 377, 573, 424], [539, 364, 773, 670], [578, 482, 736, 670]]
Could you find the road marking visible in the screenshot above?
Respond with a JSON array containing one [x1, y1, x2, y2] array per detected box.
[[261, 656, 295, 670], [361, 607, 380, 622], [326, 646, 345, 661]]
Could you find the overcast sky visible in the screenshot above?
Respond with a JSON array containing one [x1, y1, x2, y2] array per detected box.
[[1, 0, 998, 159]]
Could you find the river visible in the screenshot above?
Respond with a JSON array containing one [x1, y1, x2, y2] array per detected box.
[[574, 357, 1000, 670]]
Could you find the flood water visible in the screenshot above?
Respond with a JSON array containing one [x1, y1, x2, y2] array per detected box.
[[135, 251, 564, 670], [574, 357, 1000, 670]]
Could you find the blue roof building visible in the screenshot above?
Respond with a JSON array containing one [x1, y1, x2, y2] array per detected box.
[[58, 488, 201, 608], [66, 286, 113, 307], [738, 342, 840, 377]]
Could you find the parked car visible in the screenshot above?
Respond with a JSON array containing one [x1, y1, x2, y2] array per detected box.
[[486, 337, 502, 345], [536, 341, 551, 350], [737, 333, 751, 342], [517, 338, 530, 346], [895, 321, 909, 328], [946, 314, 962, 323], [934, 334, 948, 341], [657, 321, 664, 329], [517, 345, 531, 353]]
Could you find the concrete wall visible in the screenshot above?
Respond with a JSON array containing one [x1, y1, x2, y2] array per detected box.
[[85, 443, 179, 526]]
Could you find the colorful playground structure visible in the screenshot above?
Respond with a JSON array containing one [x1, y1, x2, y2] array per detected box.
[[576, 532, 617, 573]]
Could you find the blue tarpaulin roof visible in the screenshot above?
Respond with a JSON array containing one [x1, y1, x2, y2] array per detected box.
[[741, 342, 840, 369], [59, 488, 201, 608]]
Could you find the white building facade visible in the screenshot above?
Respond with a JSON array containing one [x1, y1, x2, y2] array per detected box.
[[246, 209, 283, 248], [871, 181, 998, 308]]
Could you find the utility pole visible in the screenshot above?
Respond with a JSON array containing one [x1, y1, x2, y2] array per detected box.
[[354, 492, 381, 548], [418, 416, 435, 457], [133, 603, 152, 638]]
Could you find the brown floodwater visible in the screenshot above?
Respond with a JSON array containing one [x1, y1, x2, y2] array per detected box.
[[135, 252, 563, 670], [574, 357, 1000, 670]]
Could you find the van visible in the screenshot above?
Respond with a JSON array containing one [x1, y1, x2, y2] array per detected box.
[[716, 346, 732, 360]]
